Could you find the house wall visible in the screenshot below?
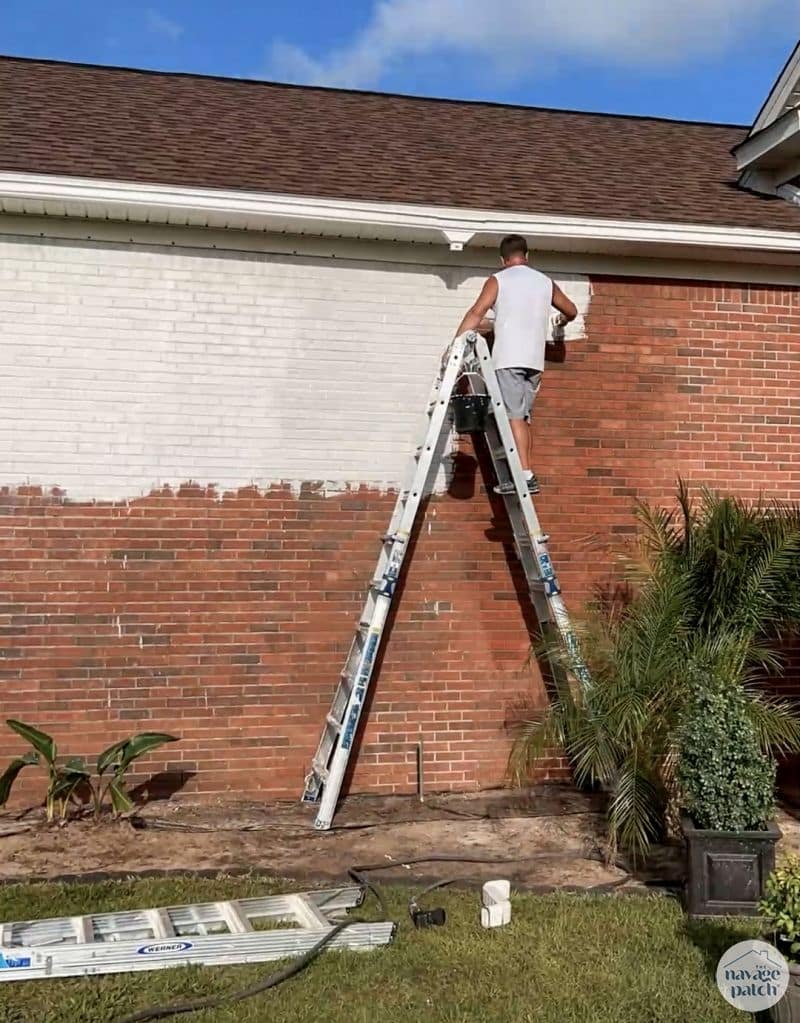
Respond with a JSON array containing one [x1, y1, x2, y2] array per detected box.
[[1, 226, 799, 804]]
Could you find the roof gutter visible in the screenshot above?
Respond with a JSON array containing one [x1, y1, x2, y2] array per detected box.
[[2, 171, 800, 263]]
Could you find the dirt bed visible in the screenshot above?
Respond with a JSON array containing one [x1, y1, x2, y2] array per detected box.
[[3, 785, 800, 893]]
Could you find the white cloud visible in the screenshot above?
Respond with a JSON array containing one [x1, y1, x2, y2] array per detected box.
[[266, 0, 797, 89], [145, 9, 184, 41]]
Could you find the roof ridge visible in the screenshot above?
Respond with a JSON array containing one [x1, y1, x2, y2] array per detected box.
[[0, 52, 750, 131]]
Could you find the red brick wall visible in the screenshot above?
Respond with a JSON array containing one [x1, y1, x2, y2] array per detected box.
[[1, 276, 798, 804]]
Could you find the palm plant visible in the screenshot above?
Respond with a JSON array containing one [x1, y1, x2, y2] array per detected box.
[[509, 480, 800, 862]]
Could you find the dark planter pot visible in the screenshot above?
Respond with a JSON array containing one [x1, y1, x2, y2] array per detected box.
[[681, 814, 781, 918], [770, 962, 800, 1022]]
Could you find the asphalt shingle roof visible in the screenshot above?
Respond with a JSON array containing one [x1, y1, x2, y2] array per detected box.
[[2, 55, 800, 234]]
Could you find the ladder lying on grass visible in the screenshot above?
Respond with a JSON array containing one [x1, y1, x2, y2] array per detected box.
[[302, 330, 590, 831], [0, 886, 395, 982]]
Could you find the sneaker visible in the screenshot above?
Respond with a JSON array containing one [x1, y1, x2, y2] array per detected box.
[[493, 480, 516, 495], [493, 476, 541, 496]]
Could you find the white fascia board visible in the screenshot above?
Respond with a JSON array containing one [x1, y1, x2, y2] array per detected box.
[[751, 41, 800, 135], [734, 108, 800, 173], [2, 170, 800, 259]]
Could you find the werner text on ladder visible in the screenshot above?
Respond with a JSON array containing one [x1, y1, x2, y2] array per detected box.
[[455, 234, 578, 496]]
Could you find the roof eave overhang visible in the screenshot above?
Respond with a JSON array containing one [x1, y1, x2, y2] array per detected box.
[[734, 108, 800, 191], [1, 171, 800, 266]]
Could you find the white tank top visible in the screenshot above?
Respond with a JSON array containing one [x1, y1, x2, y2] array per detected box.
[[491, 265, 553, 371]]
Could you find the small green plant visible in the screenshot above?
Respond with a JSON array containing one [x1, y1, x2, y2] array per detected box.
[[0, 720, 178, 822], [760, 855, 800, 962], [677, 676, 775, 832]]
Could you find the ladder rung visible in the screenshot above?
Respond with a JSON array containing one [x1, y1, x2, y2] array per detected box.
[[72, 916, 93, 944], [311, 761, 329, 782], [326, 713, 342, 733], [146, 908, 176, 940], [216, 901, 253, 935], [515, 536, 549, 552], [531, 580, 561, 597]]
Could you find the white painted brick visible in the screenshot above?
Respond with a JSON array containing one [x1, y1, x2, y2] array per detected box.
[[0, 231, 590, 500]]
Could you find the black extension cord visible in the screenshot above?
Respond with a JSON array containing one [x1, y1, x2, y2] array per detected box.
[[113, 918, 358, 1023], [112, 852, 632, 1023]]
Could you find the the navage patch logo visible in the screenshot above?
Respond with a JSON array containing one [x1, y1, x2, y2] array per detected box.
[[716, 940, 789, 1012]]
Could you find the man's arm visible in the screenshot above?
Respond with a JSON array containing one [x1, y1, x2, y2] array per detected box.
[[552, 282, 578, 326], [455, 276, 498, 337]]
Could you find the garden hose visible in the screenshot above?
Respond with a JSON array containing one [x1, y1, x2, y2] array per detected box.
[[112, 851, 633, 1023], [112, 917, 368, 1023]]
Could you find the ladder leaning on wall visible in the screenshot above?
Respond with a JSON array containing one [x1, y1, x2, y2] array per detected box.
[[301, 330, 590, 830]]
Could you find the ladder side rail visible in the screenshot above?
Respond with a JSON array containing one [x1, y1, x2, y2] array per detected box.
[[471, 335, 592, 688], [302, 499, 407, 802], [466, 341, 564, 609], [302, 351, 461, 807], [469, 335, 549, 547], [302, 335, 471, 807], [309, 336, 470, 829], [481, 411, 553, 627], [0, 924, 397, 982]]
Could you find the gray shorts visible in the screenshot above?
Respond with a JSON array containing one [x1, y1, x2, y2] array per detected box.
[[496, 368, 542, 421]]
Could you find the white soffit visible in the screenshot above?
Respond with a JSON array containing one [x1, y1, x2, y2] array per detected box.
[[1, 170, 800, 263], [734, 108, 800, 178]]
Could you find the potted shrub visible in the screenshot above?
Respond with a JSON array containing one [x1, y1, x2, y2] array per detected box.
[[678, 674, 781, 917], [760, 855, 800, 1021]]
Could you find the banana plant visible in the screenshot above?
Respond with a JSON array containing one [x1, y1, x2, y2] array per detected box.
[[0, 720, 178, 821], [92, 733, 179, 817]]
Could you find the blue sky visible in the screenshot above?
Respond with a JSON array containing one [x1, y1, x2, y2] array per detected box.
[[2, 1, 798, 125]]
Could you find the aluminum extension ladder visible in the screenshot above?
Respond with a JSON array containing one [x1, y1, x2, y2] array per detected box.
[[0, 886, 394, 982], [302, 331, 589, 830]]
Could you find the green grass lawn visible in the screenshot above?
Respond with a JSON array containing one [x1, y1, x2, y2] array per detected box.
[[0, 875, 763, 1023]]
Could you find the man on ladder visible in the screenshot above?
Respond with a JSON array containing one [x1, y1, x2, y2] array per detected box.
[[455, 234, 578, 495]]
